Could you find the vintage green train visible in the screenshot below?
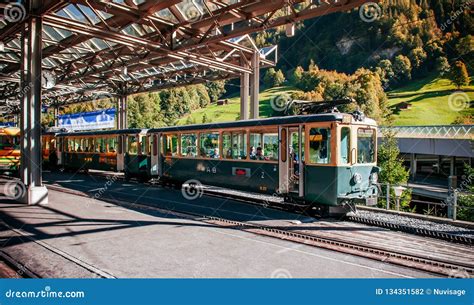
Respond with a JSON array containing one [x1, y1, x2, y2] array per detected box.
[[48, 112, 379, 215]]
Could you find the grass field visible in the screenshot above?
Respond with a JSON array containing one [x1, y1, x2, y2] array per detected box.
[[177, 86, 300, 125], [177, 76, 473, 126], [387, 75, 473, 126]]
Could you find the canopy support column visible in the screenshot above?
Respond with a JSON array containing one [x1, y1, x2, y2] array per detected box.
[[117, 95, 127, 130], [19, 14, 48, 205], [240, 57, 249, 121], [250, 51, 260, 119]]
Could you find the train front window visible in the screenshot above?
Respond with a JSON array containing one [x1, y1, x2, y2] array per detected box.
[[357, 128, 375, 164], [223, 132, 247, 160], [200, 132, 220, 158], [340, 127, 351, 164], [309, 128, 331, 164], [181, 133, 197, 157]]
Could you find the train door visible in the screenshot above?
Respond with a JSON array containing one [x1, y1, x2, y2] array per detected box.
[[150, 133, 161, 177], [57, 137, 63, 165], [117, 135, 124, 171], [279, 126, 304, 196]]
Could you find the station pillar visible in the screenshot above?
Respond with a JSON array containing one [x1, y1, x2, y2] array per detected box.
[[250, 51, 260, 119], [53, 106, 59, 127], [240, 57, 249, 121], [410, 153, 417, 180], [19, 14, 48, 205], [117, 95, 128, 129]]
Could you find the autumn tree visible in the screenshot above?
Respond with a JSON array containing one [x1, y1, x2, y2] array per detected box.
[[449, 61, 470, 89]]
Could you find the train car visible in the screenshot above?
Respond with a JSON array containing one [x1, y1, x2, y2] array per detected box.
[[42, 131, 59, 169], [0, 127, 20, 173], [0, 127, 20, 174], [55, 129, 148, 179], [147, 112, 379, 215]]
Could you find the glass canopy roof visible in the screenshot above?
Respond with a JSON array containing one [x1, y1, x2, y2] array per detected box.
[[0, 0, 364, 110]]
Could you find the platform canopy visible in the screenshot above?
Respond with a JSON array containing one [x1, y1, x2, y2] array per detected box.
[[0, 0, 370, 112]]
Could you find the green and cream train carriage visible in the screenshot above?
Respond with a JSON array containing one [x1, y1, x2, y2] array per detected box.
[[55, 129, 149, 180], [49, 112, 379, 215], [148, 112, 379, 215]]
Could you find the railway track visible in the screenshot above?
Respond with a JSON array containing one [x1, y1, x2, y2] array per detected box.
[[40, 182, 473, 278], [44, 170, 474, 245]]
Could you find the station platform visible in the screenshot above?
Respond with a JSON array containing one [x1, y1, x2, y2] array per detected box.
[[0, 172, 439, 278]]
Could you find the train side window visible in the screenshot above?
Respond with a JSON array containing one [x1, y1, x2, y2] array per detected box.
[[163, 134, 178, 156], [223, 132, 247, 160], [340, 127, 351, 164], [309, 128, 331, 164], [128, 136, 138, 154], [199, 132, 219, 158], [281, 129, 287, 163], [97, 138, 105, 153], [107, 137, 117, 153], [263, 133, 278, 161], [249, 133, 262, 160], [357, 128, 375, 164], [222, 133, 231, 159], [181, 133, 197, 157]]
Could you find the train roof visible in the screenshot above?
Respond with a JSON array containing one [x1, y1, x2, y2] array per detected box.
[[149, 113, 376, 133], [51, 113, 377, 137], [55, 128, 147, 137]]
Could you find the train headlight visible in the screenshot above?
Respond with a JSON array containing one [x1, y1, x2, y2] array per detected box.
[[370, 172, 378, 184], [353, 173, 362, 184]]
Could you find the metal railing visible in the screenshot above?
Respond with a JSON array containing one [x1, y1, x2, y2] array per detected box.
[[379, 125, 474, 140], [377, 182, 473, 221]]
